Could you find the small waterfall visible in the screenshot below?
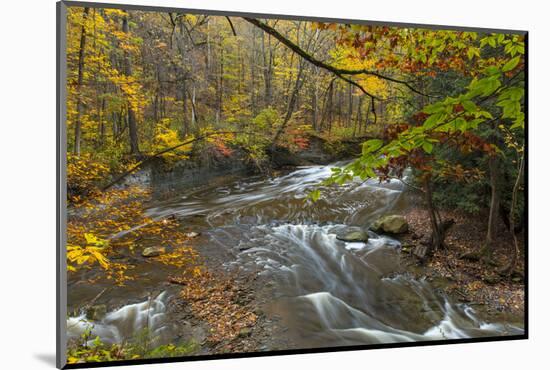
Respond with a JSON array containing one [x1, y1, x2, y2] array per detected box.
[[67, 292, 172, 346], [214, 222, 523, 347]]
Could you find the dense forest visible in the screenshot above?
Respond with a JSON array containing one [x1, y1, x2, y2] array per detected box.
[[65, 6, 525, 365]]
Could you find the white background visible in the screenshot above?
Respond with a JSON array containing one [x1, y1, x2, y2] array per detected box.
[[0, 0, 546, 368]]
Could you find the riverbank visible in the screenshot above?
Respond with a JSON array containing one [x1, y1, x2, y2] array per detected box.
[[397, 205, 525, 322], [120, 134, 366, 196]]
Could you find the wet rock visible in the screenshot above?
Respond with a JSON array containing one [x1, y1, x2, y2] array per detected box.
[[371, 215, 409, 234], [336, 229, 369, 242], [401, 244, 413, 254], [238, 327, 252, 338], [141, 246, 166, 257], [191, 326, 208, 344], [86, 304, 107, 321]]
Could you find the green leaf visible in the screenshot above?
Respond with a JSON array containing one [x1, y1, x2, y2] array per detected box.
[[484, 66, 501, 76], [308, 189, 321, 202], [502, 56, 520, 72], [423, 102, 445, 114], [517, 43, 525, 55], [499, 86, 524, 102], [480, 78, 501, 97], [362, 139, 383, 154], [335, 173, 353, 185], [422, 141, 433, 154], [476, 110, 494, 119], [468, 118, 485, 130], [424, 112, 445, 129], [467, 47, 479, 60], [510, 113, 525, 130], [462, 100, 477, 112], [454, 117, 468, 132]]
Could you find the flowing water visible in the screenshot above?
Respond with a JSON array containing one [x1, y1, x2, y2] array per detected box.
[[67, 292, 172, 346], [67, 163, 523, 350]]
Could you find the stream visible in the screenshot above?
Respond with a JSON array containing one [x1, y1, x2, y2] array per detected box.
[[67, 163, 523, 351]]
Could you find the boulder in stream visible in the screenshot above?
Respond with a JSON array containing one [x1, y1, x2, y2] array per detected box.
[[336, 229, 369, 243], [141, 246, 166, 257], [371, 215, 409, 234]]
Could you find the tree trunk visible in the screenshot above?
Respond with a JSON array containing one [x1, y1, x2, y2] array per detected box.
[[272, 61, 306, 145], [501, 151, 525, 276], [337, 85, 342, 124], [98, 96, 106, 147], [175, 17, 189, 136], [363, 100, 370, 135], [480, 155, 500, 262], [353, 96, 363, 137], [421, 176, 451, 258], [347, 84, 353, 128], [261, 33, 273, 107], [153, 93, 159, 122], [182, 79, 189, 137], [206, 18, 211, 74], [191, 84, 197, 131], [217, 46, 224, 124], [320, 79, 334, 133], [122, 14, 140, 155], [327, 85, 334, 135], [73, 7, 90, 156], [250, 27, 257, 116], [311, 74, 319, 131]]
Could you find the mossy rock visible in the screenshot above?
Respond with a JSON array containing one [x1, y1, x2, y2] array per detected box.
[[336, 229, 369, 243], [141, 246, 166, 257], [371, 215, 409, 234]]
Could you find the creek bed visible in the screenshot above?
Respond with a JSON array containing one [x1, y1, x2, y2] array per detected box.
[[67, 163, 524, 353]]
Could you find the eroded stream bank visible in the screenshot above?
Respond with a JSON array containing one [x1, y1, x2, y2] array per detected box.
[[67, 161, 524, 358]]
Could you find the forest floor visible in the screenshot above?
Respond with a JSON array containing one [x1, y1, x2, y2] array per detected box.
[[166, 234, 295, 355], [166, 270, 291, 355], [398, 205, 525, 322]]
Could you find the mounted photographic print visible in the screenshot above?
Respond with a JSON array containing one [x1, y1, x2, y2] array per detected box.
[[57, 1, 527, 368]]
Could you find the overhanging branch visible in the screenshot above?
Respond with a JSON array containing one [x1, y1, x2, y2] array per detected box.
[[225, 16, 237, 36], [243, 17, 431, 99]]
